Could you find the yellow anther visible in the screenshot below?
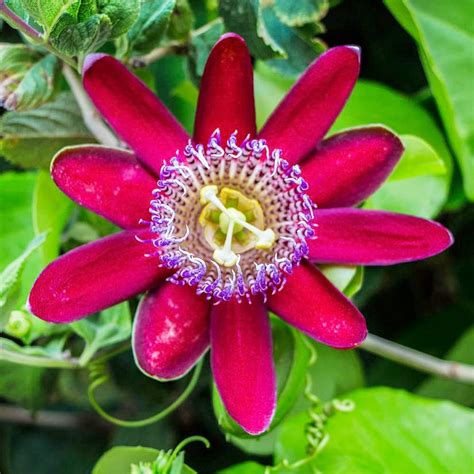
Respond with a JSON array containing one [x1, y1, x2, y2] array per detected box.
[[200, 185, 218, 205]]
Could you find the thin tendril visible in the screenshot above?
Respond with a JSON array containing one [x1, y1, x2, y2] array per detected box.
[[162, 436, 210, 471], [87, 359, 203, 428]]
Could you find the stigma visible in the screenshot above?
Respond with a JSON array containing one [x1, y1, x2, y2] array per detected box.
[[142, 130, 317, 303]]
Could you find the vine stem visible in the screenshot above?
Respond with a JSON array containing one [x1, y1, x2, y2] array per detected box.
[[130, 41, 186, 68], [361, 333, 474, 384], [0, 404, 110, 431], [62, 64, 120, 147]]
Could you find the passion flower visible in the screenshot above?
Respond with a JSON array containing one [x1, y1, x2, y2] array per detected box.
[[28, 34, 453, 435]]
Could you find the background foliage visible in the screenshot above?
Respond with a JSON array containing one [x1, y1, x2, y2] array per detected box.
[[0, 0, 473, 473]]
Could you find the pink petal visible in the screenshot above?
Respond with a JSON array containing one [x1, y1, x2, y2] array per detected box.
[[52, 145, 157, 229], [309, 208, 454, 265], [267, 264, 367, 349], [28, 230, 169, 323], [301, 127, 403, 208], [133, 283, 210, 380], [194, 33, 256, 144], [83, 54, 189, 174], [259, 46, 360, 165], [211, 298, 276, 435]]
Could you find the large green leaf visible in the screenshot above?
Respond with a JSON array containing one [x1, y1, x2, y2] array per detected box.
[[218, 462, 266, 474], [71, 301, 131, 365], [385, 0, 474, 200], [0, 92, 94, 169], [417, 326, 474, 407], [0, 45, 60, 111], [33, 170, 74, 264], [275, 388, 474, 473], [92, 446, 160, 474]]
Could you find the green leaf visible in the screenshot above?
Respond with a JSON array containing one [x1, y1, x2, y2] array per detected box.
[[385, 0, 474, 200], [33, 170, 74, 264], [21, 0, 76, 34], [92, 446, 160, 474], [98, 0, 140, 37], [331, 80, 453, 218], [309, 342, 365, 402], [188, 18, 224, 77], [275, 388, 474, 473], [0, 92, 94, 169], [0, 45, 60, 111], [50, 12, 113, 56], [417, 326, 474, 406], [258, 2, 324, 77], [218, 0, 277, 60], [364, 134, 448, 217], [71, 301, 131, 365], [274, 0, 328, 27], [213, 317, 312, 438], [254, 61, 294, 128], [167, 0, 194, 41], [217, 462, 266, 474], [320, 265, 364, 298], [0, 233, 46, 330], [389, 135, 446, 180], [127, 0, 175, 54]]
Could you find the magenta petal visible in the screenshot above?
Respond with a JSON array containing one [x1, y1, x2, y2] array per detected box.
[[52, 146, 157, 229], [83, 54, 189, 174], [28, 230, 169, 323], [133, 283, 210, 380], [194, 33, 256, 144], [301, 127, 403, 208], [259, 46, 360, 165], [267, 264, 367, 349], [211, 298, 276, 435], [309, 208, 454, 265]]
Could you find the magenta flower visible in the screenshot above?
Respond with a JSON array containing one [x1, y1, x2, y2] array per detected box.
[[28, 34, 452, 435]]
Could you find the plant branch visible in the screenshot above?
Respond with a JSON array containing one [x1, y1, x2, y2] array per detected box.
[[361, 333, 474, 384], [0, 404, 111, 431], [129, 41, 187, 68], [0, 340, 129, 370], [62, 64, 120, 147]]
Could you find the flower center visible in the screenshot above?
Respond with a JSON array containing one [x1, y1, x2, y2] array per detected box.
[[199, 185, 276, 267], [144, 130, 316, 303]]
